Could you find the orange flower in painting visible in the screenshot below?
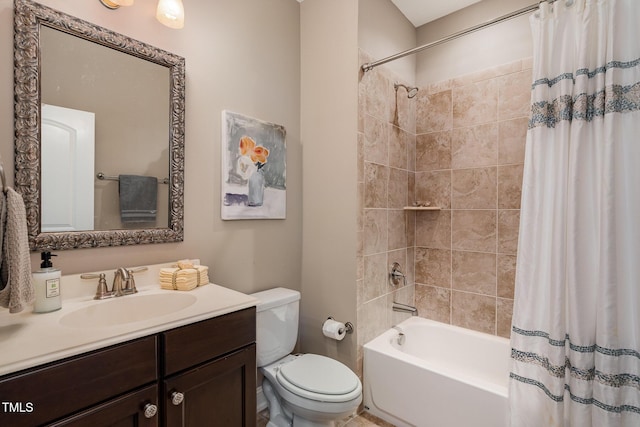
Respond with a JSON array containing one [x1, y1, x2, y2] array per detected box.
[[238, 135, 269, 166], [239, 136, 256, 156], [251, 146, 269, 164]]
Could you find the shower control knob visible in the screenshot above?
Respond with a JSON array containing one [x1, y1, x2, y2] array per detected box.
[[171, 391, 184, 405]]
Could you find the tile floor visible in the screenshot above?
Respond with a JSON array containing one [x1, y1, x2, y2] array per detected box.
[[257, 409, 394, 427]]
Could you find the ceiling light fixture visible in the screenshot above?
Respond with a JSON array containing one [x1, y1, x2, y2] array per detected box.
[[99, 0, 184, 29], [156, 0, 185, 29]]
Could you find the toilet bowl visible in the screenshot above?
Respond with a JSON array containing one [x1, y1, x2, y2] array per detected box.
[[251, 288, 362, 427]]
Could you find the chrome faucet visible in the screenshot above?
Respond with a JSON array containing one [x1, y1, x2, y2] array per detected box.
[[392, 301, 418, 316]]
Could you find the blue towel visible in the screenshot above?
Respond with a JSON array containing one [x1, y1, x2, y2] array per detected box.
[[118, 175, 158, 223]]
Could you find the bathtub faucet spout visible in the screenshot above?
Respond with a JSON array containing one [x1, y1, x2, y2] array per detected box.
[[392, 302, 418, 316]]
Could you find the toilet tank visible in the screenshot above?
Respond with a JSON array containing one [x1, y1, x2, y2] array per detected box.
[[251, 287, 300, 367]]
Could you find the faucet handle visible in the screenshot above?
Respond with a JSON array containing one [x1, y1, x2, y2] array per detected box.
[[80, 273, 112, 300], [122, 266, 148, 294]]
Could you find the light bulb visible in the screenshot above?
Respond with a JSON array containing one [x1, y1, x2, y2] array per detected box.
[[156, 0, 184, 29]]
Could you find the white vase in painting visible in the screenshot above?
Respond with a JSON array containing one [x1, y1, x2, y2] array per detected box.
[[248, 169, 265, 206]]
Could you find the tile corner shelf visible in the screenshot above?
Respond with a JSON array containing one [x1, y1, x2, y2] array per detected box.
[[403, 206, 441, 211]]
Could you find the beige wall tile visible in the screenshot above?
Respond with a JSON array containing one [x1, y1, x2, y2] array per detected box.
[[364, 162, 389, 208], [415, 170, 451, 209], [498, 209, 520, 254], [451, 123, 498, 169], [364, 115, 389, 166], [415, 247, 451, 287], [389, 125, 409, 170], [407, 133, 416, 172], [452, 79, 498, 128], [452, 210, 497, 252], [415, 210, 451, 249], [417, 90, 452, 134], [408, 172, 416, 208], [497, 254, 516, 299], [452, 291, 496, 334], [362, 67, 393, 123], [498, 164, 524, 209], [406, 210, 415, 248], [497, 298, 514, 338], [498, 69, 532, 121], [357, 182, 364, 232], [363, 209, 387, 255], [451, 167, 498, 209], [358, 296, 390, 346], [416, 131, 452, 172], [426, 79, 452, 95], [451, 60, 522, 87], [388, 167, 408, 209], [498, 117, 528, 165], [452, 251, 497, 296], [388, 209, 407, 251], [416, 284, 451, 324], [406, 246, 415, 286], [394, 89, 416, 133], [357, 133, 365, 183], [363, 253, 388, 303]]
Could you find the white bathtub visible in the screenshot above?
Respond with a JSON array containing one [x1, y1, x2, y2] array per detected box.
[[363, 317, 510, 427]]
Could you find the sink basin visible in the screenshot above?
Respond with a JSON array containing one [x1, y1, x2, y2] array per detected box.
[[59, 293, 197, 328]]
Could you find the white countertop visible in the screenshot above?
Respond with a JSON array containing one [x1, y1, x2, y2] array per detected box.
[[0, 261, 258, 377]]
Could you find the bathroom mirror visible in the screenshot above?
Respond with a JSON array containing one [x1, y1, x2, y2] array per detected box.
[[13, 0, 185, 250]]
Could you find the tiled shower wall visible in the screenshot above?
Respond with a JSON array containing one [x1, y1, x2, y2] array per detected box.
[[356, 50, 417, 367], [413, 59, 531, 338], [356, 50, 532, 369]]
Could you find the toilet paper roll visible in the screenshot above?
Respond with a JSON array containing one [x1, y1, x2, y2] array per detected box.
[[322, 318, 346, 341]]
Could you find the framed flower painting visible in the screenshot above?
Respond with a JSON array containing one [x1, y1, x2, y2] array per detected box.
[[221, 111, 286, 220]]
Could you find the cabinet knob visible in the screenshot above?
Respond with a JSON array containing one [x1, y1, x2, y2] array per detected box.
[[171, 391, 185, 406], [143, 403, 158, 419]]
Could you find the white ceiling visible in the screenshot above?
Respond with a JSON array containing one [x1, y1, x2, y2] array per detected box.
[[391, 0, 483, 27]]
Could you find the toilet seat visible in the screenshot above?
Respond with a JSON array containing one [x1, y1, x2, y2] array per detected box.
[[275, 354, 362, 403]]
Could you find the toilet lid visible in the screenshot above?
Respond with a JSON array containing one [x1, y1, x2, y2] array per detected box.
[[277, 354, 360, 398]]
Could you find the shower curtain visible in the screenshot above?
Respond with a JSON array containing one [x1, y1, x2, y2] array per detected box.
[[509, 0, 640, 426]]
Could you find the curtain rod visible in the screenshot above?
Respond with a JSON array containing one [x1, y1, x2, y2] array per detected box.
[[361, 2, 544, 73]]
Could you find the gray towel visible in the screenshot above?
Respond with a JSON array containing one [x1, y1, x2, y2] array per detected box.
[[119, 175, 158, 223], [0, 188, 34, 313]]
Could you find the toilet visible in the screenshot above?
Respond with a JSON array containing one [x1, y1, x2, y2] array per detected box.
[[251, 287, 362, 427]]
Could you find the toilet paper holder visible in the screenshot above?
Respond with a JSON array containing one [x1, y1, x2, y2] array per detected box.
[[325, 317, 354, 335]]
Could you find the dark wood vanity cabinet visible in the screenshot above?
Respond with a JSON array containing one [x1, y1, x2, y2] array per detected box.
[[0, 307, 256, 427], [162, 306, 257, 427]]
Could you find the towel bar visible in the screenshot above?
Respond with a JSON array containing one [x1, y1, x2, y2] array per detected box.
[[97, 172, 169, 185]]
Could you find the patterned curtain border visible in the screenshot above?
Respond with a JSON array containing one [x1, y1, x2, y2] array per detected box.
[[531, 57, 640, 90], [528, 81, 640, 128]]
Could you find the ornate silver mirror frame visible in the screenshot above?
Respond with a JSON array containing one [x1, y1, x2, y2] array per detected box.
[[13, 0, 185, 250]]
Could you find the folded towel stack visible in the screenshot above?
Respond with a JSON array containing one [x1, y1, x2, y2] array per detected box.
[[159, 260, 209, 291]]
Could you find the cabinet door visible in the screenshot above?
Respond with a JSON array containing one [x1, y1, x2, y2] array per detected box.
[[0, 336, 157, 427], [48, 385, 159, 427], [163, 345, 256, 427]]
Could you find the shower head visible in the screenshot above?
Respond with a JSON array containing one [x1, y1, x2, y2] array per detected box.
[[394, 83, 419, 99]]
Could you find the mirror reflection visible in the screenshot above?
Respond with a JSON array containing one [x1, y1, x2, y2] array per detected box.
[[13, 0, 185, 250], [40, 25, 170, 232]]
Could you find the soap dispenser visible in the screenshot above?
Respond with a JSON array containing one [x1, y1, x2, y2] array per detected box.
[[33, 251, 62, 313]]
